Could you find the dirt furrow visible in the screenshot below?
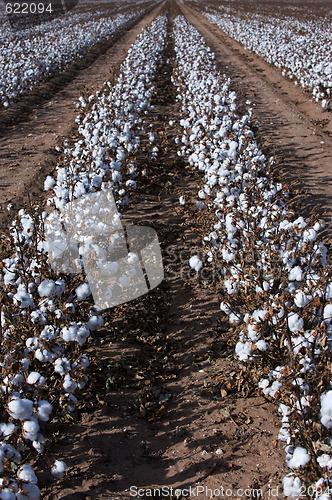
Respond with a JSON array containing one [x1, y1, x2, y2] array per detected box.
[[41, 10, 285, 499], [0, 1, 166, 229], [179, 2, 332, 245]]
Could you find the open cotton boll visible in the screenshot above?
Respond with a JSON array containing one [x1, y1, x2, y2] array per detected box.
[[286, 447, 311, 468], [8, 397, 33, 420], [283, 474, 303, 498], [288, 266, 303, 281], [189, 255, 203, 272], [27, 372, 45, 387], [54, 357, 71, 375], [37, 279, 56, 298], [0, 423, 16, 437], [317, 454, 332, 469], [44, 176, 56, 191], [16, 482, 40, 500], [87, 315, 104, 331], [51, 460, 68, 479], [287, 313, 304, 333], [17, 465, 38, 484], [75, 283, 91, 301], [320, 391, 332, 429], [0, 489, 16, 500], [294, 291, 310, 308], [323, 304, 332, 322], [63, 374, 77, 393], [179, 196, 185, 206], [23, 419, 40, 441], [36, 400, 53, 422]]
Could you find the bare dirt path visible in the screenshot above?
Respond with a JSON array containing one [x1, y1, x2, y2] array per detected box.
[[179, 2, 332, 244], [0, 1, 165, 229], [41, 9, 285, 499]]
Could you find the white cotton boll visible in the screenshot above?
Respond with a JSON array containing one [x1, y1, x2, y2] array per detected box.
[[44, 176, 56, 191], [0, 489, 16, 500], [288, 266, 303, 281], [220, 301, 231, 314], [35, 348, 54, 363], [283, 474, 302, 498], [179, 196, 185, 206], [317, 454, 332, 468], [235, 341, 252, 362], [76, 326, 90, 345], [63, 374, 76, 393], [51, 460, 68, 479], [33, 432, 45, 453], [87, 315, 104, 331], [17, 465, 38, 484], [16, 482, 40, 500], [37, 279, 56, 298], [323, 304, 332, 322], [27, 372, 45, 387], [196, 201, 205, 210], [23, 419, 40, 442], [255, 340, 268, 351], [36, 400, 52, 422], [75, 283, 91, 301], [189, 255, 203, 272], [127, 253, 138, 265], [54, 357, 71, 375], [320, 391, 332, 429], [0, 423, 16, 437], [286, 447, 311, 468], [288, 313, 304, 333], [8, 398, 33, 420], [294, 291, 309, 308], [258, 379, 270, 390]]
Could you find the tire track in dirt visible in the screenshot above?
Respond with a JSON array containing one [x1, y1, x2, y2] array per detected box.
[[0, 1, 166, 230], [41, 7, 286, 499], [179, 2, 332, 245]]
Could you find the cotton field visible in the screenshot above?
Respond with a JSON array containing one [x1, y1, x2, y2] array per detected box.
[[0, 0, 331, 498], [190, 0, 332, 108]]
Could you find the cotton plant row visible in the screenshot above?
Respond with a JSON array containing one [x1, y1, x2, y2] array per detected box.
[[0, 7, 144, 108], [0, 14, 167, 499], [172, 15, 331, 499], [199, 5, 332, 109]]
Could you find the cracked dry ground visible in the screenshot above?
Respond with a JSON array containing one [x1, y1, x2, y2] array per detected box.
[[40, 11, 286, 500]]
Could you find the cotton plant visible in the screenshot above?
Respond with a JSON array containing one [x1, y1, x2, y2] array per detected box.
[[172, 15, 332, 498], [201, 5, 332, 108], [0, 6, 150, 108], [0, 14, 168, 497]]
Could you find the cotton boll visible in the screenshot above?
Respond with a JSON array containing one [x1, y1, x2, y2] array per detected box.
[[36, 400, 53, 422], [44, 176, 56, 191], [8, 398, 33, 420], [294, 291, 309, 308], [63, 374, 77, 393], [288, 266, 303, 281], [286, 447, 311, 468], [17, 465, 38, 484], [189, 255, 203, 272], [317, 454, 332, 469], [179, 196, 185, 206], [255, 339, 268, 351], [23, 419, 40, 442], [323, 304, 332, 322], [283, 473, 303, 498], [86, 315, 104, 331], [27, 372, 45, 387], [0, 489, 16, 500], [54, 357, 71, 375], [16, 482, 40, 500], [0, 423, 16, 437], [75, 283, 91, 301], [287, 313, 304, 333], [320, 391, 332, 429], [37, 279, 56, 298], [51, 460, 68, 479]]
